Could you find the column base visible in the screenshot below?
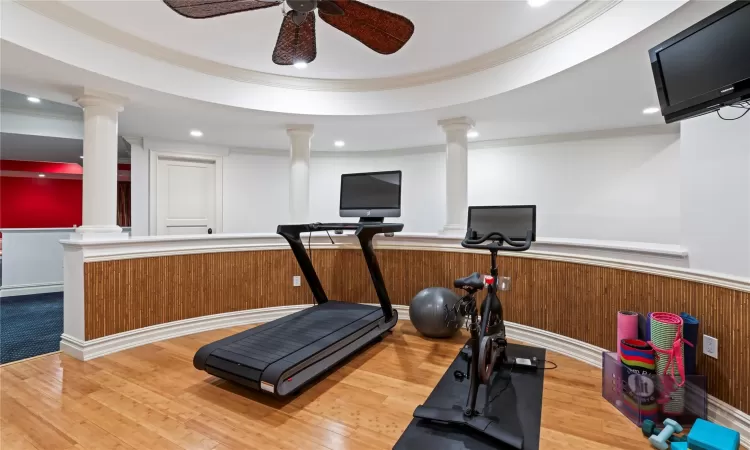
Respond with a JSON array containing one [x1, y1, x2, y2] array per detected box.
[[70, 225, 129, 241], [440, 225, 467, 237]]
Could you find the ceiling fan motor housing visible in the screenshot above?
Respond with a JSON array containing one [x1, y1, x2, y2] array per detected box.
[[163, 0, 415, 65], [287, 0, 317, 13]]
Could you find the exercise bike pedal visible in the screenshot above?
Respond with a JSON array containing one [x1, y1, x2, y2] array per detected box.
[[460, 343, 472, 361]]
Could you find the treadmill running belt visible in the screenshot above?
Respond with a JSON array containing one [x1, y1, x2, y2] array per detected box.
[[194, 220, 403, 398], [218, 304, 378, 370]]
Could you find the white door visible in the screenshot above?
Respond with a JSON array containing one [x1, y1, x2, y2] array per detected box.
[[156, 158, 216, 235]]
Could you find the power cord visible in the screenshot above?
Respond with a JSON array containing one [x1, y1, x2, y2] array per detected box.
[[538, 359, 558, 370], [307, 230, 314, 305], [717, 100, 750, 120], [488, 363, 514, 405], [718, 108, 749, 120], [487, 358, 557, 404]]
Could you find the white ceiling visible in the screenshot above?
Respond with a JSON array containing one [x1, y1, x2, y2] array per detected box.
[[0, 0, 727, 162], [118, 0, 706, 151], [65, 0, 584, 79], [0, 132, 131, 163], [0, 89, 81, 118], [0, 133, 84, 162]]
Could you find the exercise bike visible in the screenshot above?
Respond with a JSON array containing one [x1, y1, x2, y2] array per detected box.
[[413, 224, 534, 449]]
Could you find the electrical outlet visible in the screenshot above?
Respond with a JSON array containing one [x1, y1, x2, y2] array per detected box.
[[499, 276, 512, 292], [703, 334, 718, 359], [293, 276, 301, 287]]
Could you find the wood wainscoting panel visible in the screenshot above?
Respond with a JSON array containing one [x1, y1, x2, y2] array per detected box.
[[326, 249, 749, 413], [84, 251, 318, 340], [84, 248, 749, 413]]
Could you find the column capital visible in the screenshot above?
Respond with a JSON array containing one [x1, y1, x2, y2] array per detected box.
[[286, 124, 314, 138], [438, 117, 475, 133], [75, 89, 127, 112]]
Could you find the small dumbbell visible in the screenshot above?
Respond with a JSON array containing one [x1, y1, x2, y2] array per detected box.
[[642, 420, 660, 437], [642, 420, 687, 443], [648, 418, 683, 450]]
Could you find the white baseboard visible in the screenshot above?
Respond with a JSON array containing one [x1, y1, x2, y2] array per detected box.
[[58, 302, 748, 446], [0, 282, 63, 298], [60, 304, 313, 361], [504, 322, 605, 368], [503, 322, 750, 447]]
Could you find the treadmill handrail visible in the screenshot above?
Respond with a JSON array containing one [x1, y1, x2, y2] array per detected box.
[[277, 222, 404, 320], [277, 222, 403, 235]]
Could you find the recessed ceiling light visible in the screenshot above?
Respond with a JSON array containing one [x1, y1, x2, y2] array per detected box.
[[27, 96, 41, 103], [190, 130, 203, 137], [643, 107, 660, 114], [38, 173, 46, 177], [80, 155, 84, 159], [334, 140, 345, 148], [528, 0, 550, 7], [293, 61, 308, 69], [467, 130, 479, 139]]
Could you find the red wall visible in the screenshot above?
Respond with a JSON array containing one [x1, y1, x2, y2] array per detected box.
[[0, 177, 83, 228]]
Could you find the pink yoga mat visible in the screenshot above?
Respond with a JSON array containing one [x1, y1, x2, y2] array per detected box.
[[617, 311, 639, 358]]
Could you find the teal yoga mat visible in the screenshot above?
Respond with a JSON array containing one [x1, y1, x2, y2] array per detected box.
[[679, 312, 699, 375]]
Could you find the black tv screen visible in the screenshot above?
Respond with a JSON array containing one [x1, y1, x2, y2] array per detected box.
[[339, 171, 402, 218], [467, 206, 537, 242], [649, 1, 750, 123]]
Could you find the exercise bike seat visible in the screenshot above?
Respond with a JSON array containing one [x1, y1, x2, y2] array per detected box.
[[454, 272, 485, 290]]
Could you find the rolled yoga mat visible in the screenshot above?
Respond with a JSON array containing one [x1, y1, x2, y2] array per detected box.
[[638, 313, 649, 342], [619, 339, 657, 422], [649, 312, 685, 415], [679, 312, 699, 375], [617, 311, 639, 358]]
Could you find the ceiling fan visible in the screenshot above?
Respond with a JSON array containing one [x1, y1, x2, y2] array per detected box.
[[163, 0, 415, 66]]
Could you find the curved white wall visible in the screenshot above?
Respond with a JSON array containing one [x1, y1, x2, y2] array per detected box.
[[468, 132, 681, 243], [309, 151, 446, 233], [129, 119, 750, 279], [132, 128, 682, 242], [681, 113, 750, 278]]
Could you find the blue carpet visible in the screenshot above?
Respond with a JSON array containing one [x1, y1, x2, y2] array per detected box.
[[0, 292, 63, 364]]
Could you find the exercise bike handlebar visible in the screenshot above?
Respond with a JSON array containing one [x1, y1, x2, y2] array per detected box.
[[461, 229, 533, 252]]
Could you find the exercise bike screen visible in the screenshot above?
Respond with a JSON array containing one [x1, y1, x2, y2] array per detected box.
[[340, 172, 401, 210], [468, 206, 536, 241]]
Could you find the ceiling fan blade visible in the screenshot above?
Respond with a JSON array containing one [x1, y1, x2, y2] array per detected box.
[[317, 0, 344, 16], [318, 0, 414, 54], [163, 0, 280, 19], [272, 11, 317, 65]]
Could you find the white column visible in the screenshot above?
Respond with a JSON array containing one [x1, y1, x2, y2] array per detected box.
[[287, 125, 314, 223], [74, 90, 127, 239], [439, 117, 474, 235]]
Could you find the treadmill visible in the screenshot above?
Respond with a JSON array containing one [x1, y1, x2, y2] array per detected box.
[[193, 170, 404, 397]]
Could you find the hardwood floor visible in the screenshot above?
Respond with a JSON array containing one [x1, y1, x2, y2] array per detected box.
[[1, 322, 659, 450]]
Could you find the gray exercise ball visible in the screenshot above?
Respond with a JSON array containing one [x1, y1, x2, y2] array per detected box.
[[410, 287, 464, 338]]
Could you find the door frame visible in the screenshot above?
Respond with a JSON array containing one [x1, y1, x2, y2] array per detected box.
[[149, 150, 223, 236]]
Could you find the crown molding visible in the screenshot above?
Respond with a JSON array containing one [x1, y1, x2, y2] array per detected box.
[[135, 124, 679, 160], [468, 124, 680, 150], [313, 144, 445, 158], [16, 0, 620, 93]]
